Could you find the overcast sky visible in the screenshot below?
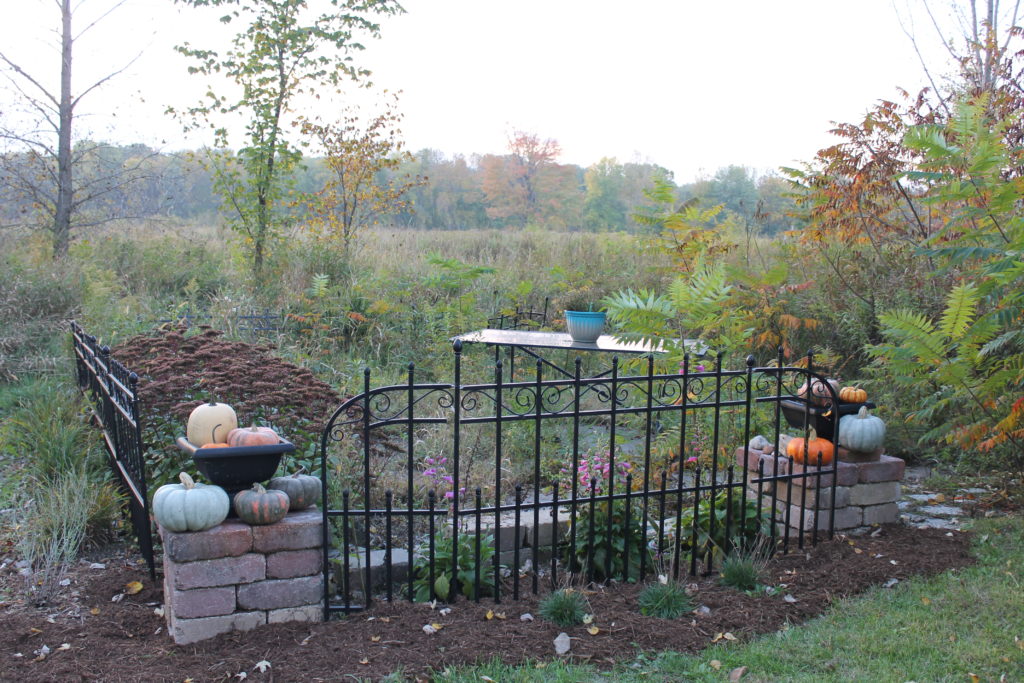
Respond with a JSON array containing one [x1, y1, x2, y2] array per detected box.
[[1, 0, 972, 183]]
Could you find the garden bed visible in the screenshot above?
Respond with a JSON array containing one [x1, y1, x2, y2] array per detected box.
[[0, 523, 974, 681]]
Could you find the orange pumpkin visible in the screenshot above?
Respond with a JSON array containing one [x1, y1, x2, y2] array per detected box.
[[199, 442, 231, 449], [786, 429, 835, 466], [226, 425, 279, 448], [839, 386, 868, 403]]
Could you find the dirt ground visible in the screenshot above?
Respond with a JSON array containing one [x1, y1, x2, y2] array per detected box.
[[0, 524, 975, 682]]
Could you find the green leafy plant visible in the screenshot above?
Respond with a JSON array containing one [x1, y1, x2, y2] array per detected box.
[[637, 580, 693, 619], [538, 588, 590, 627], [563, 499, 651, 583], [675, 491, 769, 561], [411, 531, 499, 602]]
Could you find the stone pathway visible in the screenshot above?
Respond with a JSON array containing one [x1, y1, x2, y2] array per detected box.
[[897, 464, 992, 530]]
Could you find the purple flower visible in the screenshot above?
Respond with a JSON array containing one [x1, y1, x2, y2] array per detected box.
[[422, 467, 437, 477], [442, 475, 453, 483], [695, 364, 706, 373]]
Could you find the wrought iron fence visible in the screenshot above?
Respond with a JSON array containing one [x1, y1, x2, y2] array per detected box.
[[70, 321, 154, 577], [320, 344, 843, 617]]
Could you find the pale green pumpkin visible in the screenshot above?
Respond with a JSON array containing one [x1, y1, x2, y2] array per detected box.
[[839, 406, 886, 453], [153, 472, 230, 532], [268, 469, 321, 511]]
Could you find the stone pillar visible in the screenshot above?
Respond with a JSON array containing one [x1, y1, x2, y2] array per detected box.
[[735, 447, 906, 533], [159, 508, 323, 645]]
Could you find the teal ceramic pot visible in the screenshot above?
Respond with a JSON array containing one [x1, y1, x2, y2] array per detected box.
[[564, 310, 606, 343]]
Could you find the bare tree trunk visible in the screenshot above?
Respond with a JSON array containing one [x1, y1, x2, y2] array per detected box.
[[54, 0, 73, 259]]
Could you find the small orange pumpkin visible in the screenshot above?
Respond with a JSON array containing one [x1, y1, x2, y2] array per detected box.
[[226, 425, 279, 448], [839, 386, 868, 403], [199, 442, 231, 449], [786, 429, 835, 466]]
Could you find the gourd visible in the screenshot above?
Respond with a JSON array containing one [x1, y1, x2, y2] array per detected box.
[[233, 483, 290, 525], [786, 429, 835, 466], [839, 386, 868, 403], [186, 401, 238, 446], [838, 406, 886, 453], [199, 442, 231, 449], [226, 425, 279, 448], [796, 378, 839, 406], [152, 472, 230, 532], [268, 469, 321, 511]]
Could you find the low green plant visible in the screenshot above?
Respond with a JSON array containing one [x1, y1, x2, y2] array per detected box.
[[538, 588, 590, 627], [677, 490, 769, 561], [718, 535, 772, 591], [637, 580, 693, 619], [15, 464, 119, 605], [411, 530, 499, 602]]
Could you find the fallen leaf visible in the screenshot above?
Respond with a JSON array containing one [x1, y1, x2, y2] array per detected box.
[[783, 594, 797, 603], [154, 607, 165, 617], [921, 597, 931, 606], [582, 614, 594, 624], [111, 593, 125, 603], [29, 627, 42, 634], [480, 677, 496, 682], [932, 493, 946, 503], [587, 625, 600, 635], [235, 672, 247, 680], [359, 658, 370, 665], [370, 635, 381, 643], [729, 665, 748, 681], [712, 633, 724, 643], [883, 578, 899, 589], [968, 674, 979, 683], [724, 632, 737, 641], [57, 643, 70, 651], [553, 632, 571, 655], [89, 607, 100, 616], [254, 660, 271, 673], [710, 659, 722, 670], [380, 617, 390, 623], [520, 613, 534, 622], [658, 574, 668, 585], [423, 624, 439, 634], [494, 612, 506, 620], [438, 607, 452, 617], [124, 581, 143, 595], [485, 609, 494, 620]]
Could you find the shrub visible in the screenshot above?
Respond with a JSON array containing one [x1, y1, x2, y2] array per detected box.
[[638, 581, 693, 619], [539, 588, 590, 627]]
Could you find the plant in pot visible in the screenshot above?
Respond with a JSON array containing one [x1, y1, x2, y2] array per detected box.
[[564, 308, 607, 343]]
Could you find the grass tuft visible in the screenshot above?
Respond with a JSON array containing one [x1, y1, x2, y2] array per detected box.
[[538, 588, 590, 627], [638, 580, 693, 619]]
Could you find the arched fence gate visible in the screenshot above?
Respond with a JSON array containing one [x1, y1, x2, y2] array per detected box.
[[320, 344, 848, 617]]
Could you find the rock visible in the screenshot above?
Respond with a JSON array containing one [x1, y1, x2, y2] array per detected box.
[[554, 632, 571, 654]]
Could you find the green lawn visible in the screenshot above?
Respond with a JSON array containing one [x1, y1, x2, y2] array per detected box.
[[427, 515, 1024, 683]]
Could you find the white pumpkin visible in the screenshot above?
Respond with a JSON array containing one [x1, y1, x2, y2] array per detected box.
[[186, 401, 238, 446], [797, 377, 840, 406], [152, 472, 230, 532], [838, 406, 886, 453]]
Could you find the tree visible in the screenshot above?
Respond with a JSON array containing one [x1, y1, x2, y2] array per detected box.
[[582, 157, 626, 230], [173, 0, 403, 280], [299, 93, 424, 262], [480, 130, 581, 227], [0, 0, 149, 257]]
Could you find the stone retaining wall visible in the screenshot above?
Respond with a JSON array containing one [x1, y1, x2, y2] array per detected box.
[[735, 447, 906, 532], [159, 509, 324, 645]]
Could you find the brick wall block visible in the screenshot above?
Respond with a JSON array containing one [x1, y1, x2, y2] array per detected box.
[[773, 483, 851, 509], [862, 502, 901, 525], [173, 553, 265, 590], [267, 604, 323, 624], [237, 575, 323, 611], [781, 504, 863, 531], [267, 548, 322, 579], [168, 610, 266, 645], [162, 520, 253, 562], [168, 586, 236, 619], [252, 509, 323, 553], [856, 455, 906, 483], [849, 481, 901, 507]]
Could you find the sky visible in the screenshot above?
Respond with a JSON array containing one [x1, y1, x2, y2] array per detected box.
[[0, 0, 973, 183]]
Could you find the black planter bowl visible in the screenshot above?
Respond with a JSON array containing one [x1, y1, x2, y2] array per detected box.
[[778, 399, 876, 441], [175, 436, 295, 495]]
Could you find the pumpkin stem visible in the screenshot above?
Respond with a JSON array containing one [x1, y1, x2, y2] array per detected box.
[[252, 482, 266, 494], [293, 466, 306, 477], [808, 427, 818, 441], [857, 406, 868, 418], [178, 472, 196, 489]]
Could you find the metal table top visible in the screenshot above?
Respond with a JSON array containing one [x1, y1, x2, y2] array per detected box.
[[451, 328, 662, 354]]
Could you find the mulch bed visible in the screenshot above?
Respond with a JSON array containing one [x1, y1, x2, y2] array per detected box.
[[0, 524, 975, 681]]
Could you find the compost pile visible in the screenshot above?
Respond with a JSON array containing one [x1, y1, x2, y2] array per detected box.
[[111, 327, 342, 436]]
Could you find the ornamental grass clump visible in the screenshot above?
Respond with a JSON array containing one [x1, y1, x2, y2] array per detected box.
[[718, 536, 773, 592], [538, 588, 590, 627], [638, 580, 693, 619]]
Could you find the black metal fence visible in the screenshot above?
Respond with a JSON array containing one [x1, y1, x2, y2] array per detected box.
[[320, 345, 843, 616], [70, 321, 154, 577]]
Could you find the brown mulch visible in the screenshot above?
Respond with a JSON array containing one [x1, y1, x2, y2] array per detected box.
[[0, 524, 975, 682]]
